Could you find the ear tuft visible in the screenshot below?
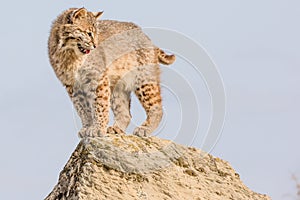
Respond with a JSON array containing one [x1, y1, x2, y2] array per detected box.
[[72, 7, 87, 21], [93, 11, 104, 19]]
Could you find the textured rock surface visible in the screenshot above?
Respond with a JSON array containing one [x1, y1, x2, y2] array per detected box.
[[45, 135, 270, 200]]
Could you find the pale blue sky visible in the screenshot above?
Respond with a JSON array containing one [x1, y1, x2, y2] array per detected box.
[[0, 1, 299, 199]]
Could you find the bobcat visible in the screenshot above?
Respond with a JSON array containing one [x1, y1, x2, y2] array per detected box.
[[48, 8, 175, 138]]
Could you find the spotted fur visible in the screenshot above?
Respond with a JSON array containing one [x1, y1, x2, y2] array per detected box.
[[48, 8, 175, 138]]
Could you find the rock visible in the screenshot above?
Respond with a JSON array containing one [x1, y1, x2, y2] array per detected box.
[[45, 135, 270, 200]]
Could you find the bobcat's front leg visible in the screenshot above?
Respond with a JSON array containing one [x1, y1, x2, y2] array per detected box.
[[92, 74, 111, 136], [75, 72, 110, 138], [65, 85, 93, 130]]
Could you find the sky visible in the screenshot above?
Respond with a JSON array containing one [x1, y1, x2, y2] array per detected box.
[[0, 1, 299, 199]]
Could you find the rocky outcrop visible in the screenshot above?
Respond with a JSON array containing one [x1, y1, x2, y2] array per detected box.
[[45, 135, 270, 200]]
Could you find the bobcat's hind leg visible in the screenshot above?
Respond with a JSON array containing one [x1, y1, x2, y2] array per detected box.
[[133, 82, 163, 137]]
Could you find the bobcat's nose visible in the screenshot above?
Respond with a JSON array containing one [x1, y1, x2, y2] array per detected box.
[[85, 43, 96, 50]]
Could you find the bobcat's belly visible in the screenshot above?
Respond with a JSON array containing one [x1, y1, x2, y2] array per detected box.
[[108, 68, 137, 92]]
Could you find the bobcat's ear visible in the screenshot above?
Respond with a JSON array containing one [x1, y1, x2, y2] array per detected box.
[[72, 8, 87, 21], [93, 11, 104, 19]]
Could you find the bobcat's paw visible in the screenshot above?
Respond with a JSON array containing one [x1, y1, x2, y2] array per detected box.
[[78, 126, 105, 138], [107, 126, 125, 135], [133, 126, 150, 137]]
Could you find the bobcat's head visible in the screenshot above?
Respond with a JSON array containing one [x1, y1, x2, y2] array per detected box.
[[58, 8, 103, 56]]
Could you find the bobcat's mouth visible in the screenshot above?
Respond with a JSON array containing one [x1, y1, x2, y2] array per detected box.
[[77, 43, 90, 54]]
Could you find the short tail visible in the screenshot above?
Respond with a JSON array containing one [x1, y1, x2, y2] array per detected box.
[[158, 49, 176, 65]]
